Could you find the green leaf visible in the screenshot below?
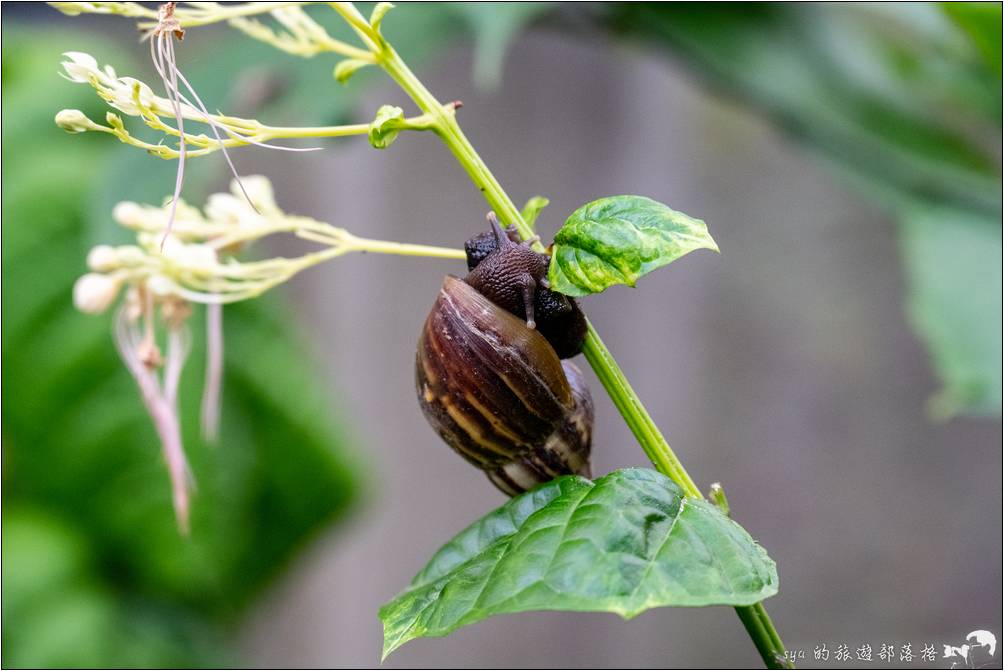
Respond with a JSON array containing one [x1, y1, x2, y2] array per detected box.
[[548, 195, 719, 297], [368, 104, 405, 149], [379, 468, 777, 659], [899, 205, 1003, 418], [333, 58, 372, 84], [520, 195, 549, 232]]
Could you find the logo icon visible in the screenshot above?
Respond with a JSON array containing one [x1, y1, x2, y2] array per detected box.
[[943, 630, 997, 669]]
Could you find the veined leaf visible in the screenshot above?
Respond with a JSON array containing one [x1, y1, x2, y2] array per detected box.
[[549, 195, 719, 297], [380, 469, 777, 658]]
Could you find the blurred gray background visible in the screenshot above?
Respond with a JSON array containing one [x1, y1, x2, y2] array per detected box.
[[230, 27, 1002, 668], [4, 3, 1000, 668]]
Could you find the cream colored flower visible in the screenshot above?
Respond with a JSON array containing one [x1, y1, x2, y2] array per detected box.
[[55, 109, 100, 134], [73, 272, 122, 314]]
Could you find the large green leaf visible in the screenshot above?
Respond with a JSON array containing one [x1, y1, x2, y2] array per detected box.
[[548, 195, 719, 296], [380, 469, 777, 658]]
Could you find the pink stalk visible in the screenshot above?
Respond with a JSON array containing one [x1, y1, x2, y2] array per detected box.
[[200, 302, 223, 443], [115, 308, 193, 535], [152, 32, 186, 249]]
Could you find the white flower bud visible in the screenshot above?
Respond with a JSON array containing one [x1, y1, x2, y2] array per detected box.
[[146, 275, 175, 297], [55, 109, 98, 134], [51, 3, 89, 16], [205, 193, 249, 227], [160, 235, 185, 259], [61, 51, 99, 82], [162, 237, 218, 270], [113, 201, 145, 226], [87, 245, 119, 272], [73, 273, 121, 314], [114, 246, 147, 266], [184, 244, 218, 269], [137, 232, 160, 251], [233, 175, 278, 214]]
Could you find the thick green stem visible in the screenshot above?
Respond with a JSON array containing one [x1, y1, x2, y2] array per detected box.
[[581, 324, 702, 498], [374, 31, 792, 671]]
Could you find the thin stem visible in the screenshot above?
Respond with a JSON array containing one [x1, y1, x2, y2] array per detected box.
[[201, 302, 223, 443], [366, 23, 792, 670], [328, 3, 381, 52], [348, 237, 466, 259], [263, 123, 370, 138]]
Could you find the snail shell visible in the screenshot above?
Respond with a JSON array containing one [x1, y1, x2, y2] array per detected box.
[[416, 276, 593, 495]]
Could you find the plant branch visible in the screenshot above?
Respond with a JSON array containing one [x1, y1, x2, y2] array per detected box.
[[355, 10, 792, 669]]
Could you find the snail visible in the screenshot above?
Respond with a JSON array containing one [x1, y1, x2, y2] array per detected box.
[[463, 213, 588, 359], [415, 213, 593, 496]]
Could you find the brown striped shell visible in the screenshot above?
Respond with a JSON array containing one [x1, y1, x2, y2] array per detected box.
[[416, 276, 593, 495]]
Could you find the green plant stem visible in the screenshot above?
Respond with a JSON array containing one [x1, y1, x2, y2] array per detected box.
[[347, 237, 466, 259], [581, 324, 702, 497], [373, 29, 792, 671]]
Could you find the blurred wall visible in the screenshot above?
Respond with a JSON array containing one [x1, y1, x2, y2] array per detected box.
[[230, 28, 1003, 668]]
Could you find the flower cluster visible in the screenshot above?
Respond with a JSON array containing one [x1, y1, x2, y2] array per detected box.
[[72, 176, 329, 535], [73, 176, 284, 534], [56, 51, 305, 160], [74, 176, 274, 314], [72, 175, 463, 532], [54, 0, 465, 536]]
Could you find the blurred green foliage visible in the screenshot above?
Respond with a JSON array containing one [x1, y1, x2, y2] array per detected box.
[[602, 3, 1002, 418], [2, 27, 364, 667]]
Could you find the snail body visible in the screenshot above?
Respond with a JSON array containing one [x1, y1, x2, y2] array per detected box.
[[464, 214, 588, 359], [415, 215, 593, 495]]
